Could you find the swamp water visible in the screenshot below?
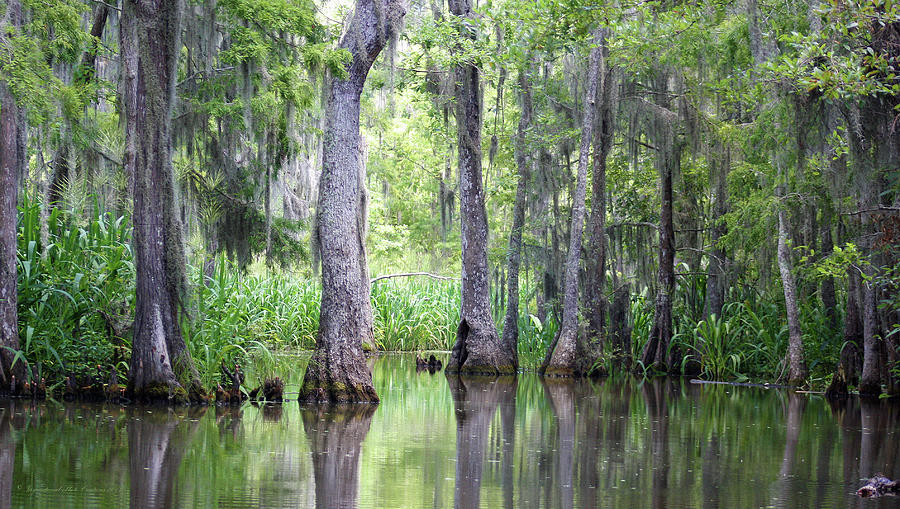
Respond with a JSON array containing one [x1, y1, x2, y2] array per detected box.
[[0, 353, 898, 509]]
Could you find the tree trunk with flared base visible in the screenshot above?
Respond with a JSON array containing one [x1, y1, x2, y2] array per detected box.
[[446, 0, 515, 376], [540, 30, 603, 377], [299, 0, 404, 402], [0, 0, 25, 396], [122, 0, 202, 403]]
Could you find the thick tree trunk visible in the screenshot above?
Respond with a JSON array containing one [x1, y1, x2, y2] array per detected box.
[[301, 405, 376, 509], [841, 269, 864, 385], [299, 0, 403, 402], [447, 375, 516, 509], [128, 408, 204, 509], [499, 64, 534, 371], [776, 181, 808, 386], [0, 0, 25, 395], [705, 146, 729, 320], [859, 272, 882, 396], [584, 38, 616, 348], [123, 0, 201, 403], [640, 132, 678, 373], [540, 30, 603, 377], [446, 0, 514, 375]]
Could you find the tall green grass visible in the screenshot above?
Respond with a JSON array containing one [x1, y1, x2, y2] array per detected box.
[[13, 198, 848, 387], [371, 278, 459, 350], [15, 197, 135, 382], [193, 267, 557, 370]]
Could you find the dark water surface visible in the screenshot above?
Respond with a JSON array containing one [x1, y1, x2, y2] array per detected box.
[[1, 353, 898, 508]]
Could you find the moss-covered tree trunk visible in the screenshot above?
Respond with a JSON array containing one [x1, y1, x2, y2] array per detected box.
[[639, 83, 679, 373], [446, 0, 515, 375], [0, 0, 25, 395], [776, 177, 808, 386], [540, 30, 603, 377], [301, 405, 376, 509], [859, 270, 882, 396], [704, 145, 729, 320], [841, 268, 863, 384], [584, 35, 617, 351], [299, 0, 404, 403], [122, 0, 201, 403], [499, 63, 534, 371]]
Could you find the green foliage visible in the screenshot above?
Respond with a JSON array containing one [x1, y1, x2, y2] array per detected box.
[[774, 0, 900, 104], [0, 0, 90, 123], [371, 278, 459, 351], [17, 196, 134, 381]]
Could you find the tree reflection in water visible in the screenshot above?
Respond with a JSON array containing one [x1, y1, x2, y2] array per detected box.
[[0, 402, 14, 509], [447, 375, 517, 509], [128, 407, 206, 509], [301, 404, 376, 509], [542, 379, 577, 509], [641, 379, 671, 509]]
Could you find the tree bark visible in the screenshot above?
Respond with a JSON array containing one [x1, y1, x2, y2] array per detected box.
[[301, 404, 376, 509], [640, 112, 678, 373], [446, 0, 515, 375], [776, 180, 808, 386], [299, 0, 404, 403], [540, 30, 603, 377], [123, 0, 202, 403], [499, 63, 534, 371], [841, 268, 864, 385], [859, 271, 882, 396], [0, 0, 25, 394], [705, 145, 729, 320], [584, 36, 617, 348]]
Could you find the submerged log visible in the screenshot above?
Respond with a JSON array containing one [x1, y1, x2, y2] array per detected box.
[[857, 475, 899, 497]]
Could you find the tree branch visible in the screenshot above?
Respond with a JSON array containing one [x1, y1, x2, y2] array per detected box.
[[843, 207, 900, 216], [371, 272, 459, 284]]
